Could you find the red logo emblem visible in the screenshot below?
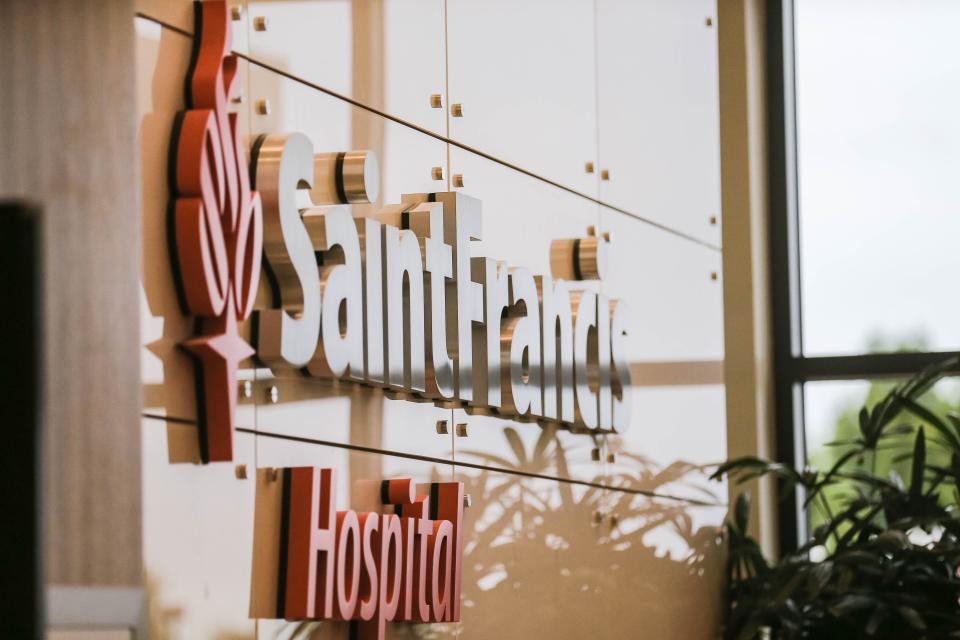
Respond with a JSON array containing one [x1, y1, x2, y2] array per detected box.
[[170, 0, 263, 462]]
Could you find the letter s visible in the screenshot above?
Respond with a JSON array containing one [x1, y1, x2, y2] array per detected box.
[[253, 133, 320, 367], [357, 511, 380, 621]]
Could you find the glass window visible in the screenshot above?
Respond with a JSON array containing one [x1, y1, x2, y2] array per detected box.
[[795, 0, 960, 356], [769, 0, 960, 549]]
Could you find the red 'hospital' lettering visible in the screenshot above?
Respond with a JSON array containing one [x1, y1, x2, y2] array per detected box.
[[251, 468, 464, 639]]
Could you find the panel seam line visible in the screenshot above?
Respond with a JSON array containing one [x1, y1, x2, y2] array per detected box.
[[134, 10, 722, 252], [141, 412, 725, 507]]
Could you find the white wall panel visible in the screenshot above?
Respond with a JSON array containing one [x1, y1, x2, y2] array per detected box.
[[596, 0, 722, 246], [247, 0, 448, 135], [446, 0, 599, 195], [601, 208, 724, 362], [248, 61, 448, 206], [448, 147, 599, 282], [142, 428, 257, 638], [609, 385, 728, 501]]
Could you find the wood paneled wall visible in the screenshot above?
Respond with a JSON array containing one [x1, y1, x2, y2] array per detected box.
[[0, 0, 142, 587]]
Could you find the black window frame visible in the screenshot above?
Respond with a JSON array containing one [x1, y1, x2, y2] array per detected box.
[[766, 0, 960, 552]]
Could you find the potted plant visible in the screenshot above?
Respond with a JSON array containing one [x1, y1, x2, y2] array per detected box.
[[713, 358, 960, 639]]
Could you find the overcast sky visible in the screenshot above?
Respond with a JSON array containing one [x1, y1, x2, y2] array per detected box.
[[796, 0, 960, 444]]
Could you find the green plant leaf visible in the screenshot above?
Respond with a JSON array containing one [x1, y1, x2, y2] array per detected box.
[[734, 492, 750, 534], [888, 469, 905, 491], [859, 407, 871, 440], [910, 427, 926, 503], [812, 524, 830, 544], [829, 593, 874, 617], [875, 530, 909, 552], [897, 605, 926, 630], [711, 456, 769, 480], [947, 412, 960, 444], [900, 396, 960, 452], [865, 606, 887, 636], [807, 561, 833, 597]]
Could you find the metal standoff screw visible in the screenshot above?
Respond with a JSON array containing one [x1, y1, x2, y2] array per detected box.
[[591, 447, 601, 462], [450, 103, 464, 117], [602, 231, 611, 243], [267, 385, 279, 404], [230, 5, 243, 21], [231, 91, 245, 105], [431, 166, 444, 181], [455, 422, 468, 438], [609, 513, 619, 528], [256, 99, 271, 115], [235, 464, 247, 480], [600, 169, 610, 181], [436, 419, 449, 435], [709, 215, 718, 225], [606, 452, 616, 464], [463, 494, 473, 508], [430, 94, 443, 109], [710, 271, 718, 281], [253, 16, 269, 31], [585, 161, 595, 174], [705, 16, 714, 27], [586, 225, 596, 237], [452, 174, 465, 188], [240, 380, 253, 399], [593, 511, 605, 525]]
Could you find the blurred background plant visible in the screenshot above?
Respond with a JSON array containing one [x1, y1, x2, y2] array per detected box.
[[807, 336, 960, 535], [713, 357, 960, 639]]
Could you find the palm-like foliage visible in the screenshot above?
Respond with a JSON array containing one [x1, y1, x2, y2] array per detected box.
[[713, 358, 960, 639]]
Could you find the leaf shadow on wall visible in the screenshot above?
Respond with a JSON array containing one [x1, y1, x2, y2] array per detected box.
[[445, 426, 726, 640], [276, 425, 726, 640]]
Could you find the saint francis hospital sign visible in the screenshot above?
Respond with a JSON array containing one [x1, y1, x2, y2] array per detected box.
[[170, 0, 633, 464]]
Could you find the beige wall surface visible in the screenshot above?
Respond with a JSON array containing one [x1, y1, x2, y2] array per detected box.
[[136, 1, 727, 637], [0, 0, 142, 590]]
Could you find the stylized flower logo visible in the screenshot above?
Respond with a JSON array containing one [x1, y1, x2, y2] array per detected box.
[[170, 0, 262, 462]]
